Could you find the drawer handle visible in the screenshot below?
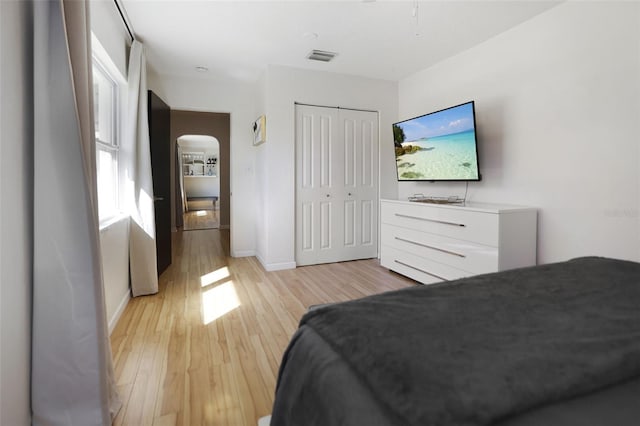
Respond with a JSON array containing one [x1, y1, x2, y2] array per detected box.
[[394, 237, 466, 258], [394, 213, 466, 227], [394, 260, 446, 281]]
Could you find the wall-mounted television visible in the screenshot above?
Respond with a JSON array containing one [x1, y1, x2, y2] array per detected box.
[[393, 101, 480, 181]]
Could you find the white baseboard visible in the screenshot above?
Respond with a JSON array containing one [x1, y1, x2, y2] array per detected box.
[[256, 252, 267, 268], [256, 253, 296, 271], [108, 290, 130, 334], [266, 261, 296, 271], [232, 249, 255, 258]]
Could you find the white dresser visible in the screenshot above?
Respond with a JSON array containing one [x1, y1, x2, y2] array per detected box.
[[380, 199, 537, 285]]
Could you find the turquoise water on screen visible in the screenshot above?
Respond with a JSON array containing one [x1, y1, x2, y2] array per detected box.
[[396, 130, 479, 180]]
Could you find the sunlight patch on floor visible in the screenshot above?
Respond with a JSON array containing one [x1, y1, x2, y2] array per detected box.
[[201, 266, 230, 287], [201, 281, 241, 324], [196, 210, 207, 216]]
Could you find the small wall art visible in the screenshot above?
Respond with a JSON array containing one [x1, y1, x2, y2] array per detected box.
[[253, 115, 266, 146]]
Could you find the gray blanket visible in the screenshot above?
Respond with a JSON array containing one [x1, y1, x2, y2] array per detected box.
[[272, 257, 640, 425]]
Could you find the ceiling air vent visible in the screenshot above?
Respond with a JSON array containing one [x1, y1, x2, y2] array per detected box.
[[306, 50, 337, 62]]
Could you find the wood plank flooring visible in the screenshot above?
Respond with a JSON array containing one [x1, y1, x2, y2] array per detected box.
[[183, 208, 219, 231], [110, 229, 415, 426]]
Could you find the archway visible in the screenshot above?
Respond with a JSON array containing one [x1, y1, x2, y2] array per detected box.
[[177, 135, 220, 230]]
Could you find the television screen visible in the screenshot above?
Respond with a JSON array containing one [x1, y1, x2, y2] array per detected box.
[[393, 101, 480, 181]]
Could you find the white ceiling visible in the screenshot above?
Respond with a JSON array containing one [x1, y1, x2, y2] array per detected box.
[[121, 0, 561, 83]]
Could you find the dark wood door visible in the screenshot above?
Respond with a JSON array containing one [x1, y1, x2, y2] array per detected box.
[[148, 90, 172, 276]]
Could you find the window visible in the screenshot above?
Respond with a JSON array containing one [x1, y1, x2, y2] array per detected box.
[[93, 58, 119, 221]]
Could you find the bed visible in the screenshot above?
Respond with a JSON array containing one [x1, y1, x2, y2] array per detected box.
[[270, 257, 640, 426]]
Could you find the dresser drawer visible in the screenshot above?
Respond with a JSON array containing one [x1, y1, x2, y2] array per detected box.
[[381, 224, 499, 274], [380, 245, 472, 283], [381, 203, 499, 246], [379, 199, 537, 285]]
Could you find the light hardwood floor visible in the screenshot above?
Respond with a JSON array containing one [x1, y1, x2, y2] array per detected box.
[[183, 208, 219, 231], [110, 229, 415, 426]]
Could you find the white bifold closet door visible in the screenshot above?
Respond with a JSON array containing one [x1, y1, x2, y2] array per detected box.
[[295, 104, 379, 266]]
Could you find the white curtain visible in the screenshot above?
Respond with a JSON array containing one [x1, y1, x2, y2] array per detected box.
[[123, 41, 159, 297], [32, 0, 120, 424]]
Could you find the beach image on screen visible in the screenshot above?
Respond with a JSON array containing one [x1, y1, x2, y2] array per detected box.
[[394, 102, 479, 180]]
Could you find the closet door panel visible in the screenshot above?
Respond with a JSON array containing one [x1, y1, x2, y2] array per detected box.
[[295, 105, 378, 266]]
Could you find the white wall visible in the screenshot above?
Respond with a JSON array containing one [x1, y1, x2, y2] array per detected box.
[[91, 1, 132, 326], [151, 74, 257, 257], [184, 176, 220, 198], [0, 1, 32, 424], [100, 218, 130, 333], [254, 71, 269, 262], [259, 65, 398, 270], [397, 2, 640, 263], [90, 0, 129, 78]]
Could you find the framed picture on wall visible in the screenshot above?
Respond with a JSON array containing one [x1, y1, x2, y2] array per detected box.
[[253, 115, 266, 146]]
